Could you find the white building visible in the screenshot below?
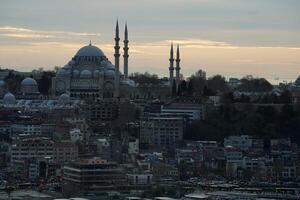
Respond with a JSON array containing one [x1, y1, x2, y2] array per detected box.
[[128, 139, 139, 155], [127, 173, 153, 185], [70, 128, 83, 142], [224, 135, 256, 151], [161, 103, 205, 120]]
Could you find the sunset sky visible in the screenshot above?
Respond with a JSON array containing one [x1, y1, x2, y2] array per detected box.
[[0, 0, 299, 82]]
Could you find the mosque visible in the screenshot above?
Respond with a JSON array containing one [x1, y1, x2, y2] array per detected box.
[[0, 20, 183, 106], [52, 21, 134, 99]]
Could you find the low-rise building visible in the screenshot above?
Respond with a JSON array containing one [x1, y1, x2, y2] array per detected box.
[[63, 158, 126, 192]]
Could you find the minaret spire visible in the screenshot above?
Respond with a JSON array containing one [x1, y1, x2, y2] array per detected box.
[[169, 43, 175, 91], [175, 44, 181, 86], [114, 19, 120, 98], [123, 22, 129, 79]]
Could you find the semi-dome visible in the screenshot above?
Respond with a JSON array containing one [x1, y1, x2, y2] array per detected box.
[[59, 93, 70, 104], [73, 70, 80, 77], [57, 69, 66, 77], [68, 60, 76, 66], [107, 63, 115, 70], [94, 70, 100, 78], [80, 69, 92, 78], [3, 92, 16, 105], [105, 70, 115, 79], [21, 77, 37, 86], [100, 60, 109, 66], [63, 64, 71, 69], [75, 44, 105, 57]]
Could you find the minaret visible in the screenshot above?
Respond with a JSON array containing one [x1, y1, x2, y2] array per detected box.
[[123, 22, 129, 79], [169, 43, 174, 89], [175, 44, 181, 85], [114, 20, 120, 98]]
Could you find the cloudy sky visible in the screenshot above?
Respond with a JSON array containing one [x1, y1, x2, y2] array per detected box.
[[0, 0, 299, 82]]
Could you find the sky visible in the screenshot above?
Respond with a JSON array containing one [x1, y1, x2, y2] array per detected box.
[[0, 0, 299, 82]]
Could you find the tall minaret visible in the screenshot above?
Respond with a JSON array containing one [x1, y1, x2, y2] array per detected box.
[[169, 43, 174, 89], [175, 44, 181, 85], [114, 20, 120, 98], [123, 23, 129, 79]]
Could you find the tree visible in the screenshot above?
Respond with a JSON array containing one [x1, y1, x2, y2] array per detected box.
[[238, 76, 273, 92], [188, 69, 207, 95], [279, 90, 292, 104], [129, 72, 160, 85], [207, 75, 228, 93], [38, 71, 54, 95], [4, 71, 23, 93]]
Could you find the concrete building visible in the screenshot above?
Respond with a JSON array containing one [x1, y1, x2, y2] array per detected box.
[[63, 158, 126, 192], [11, 137, 78, 164], [224, 135, 263, 152], [127, 173, 153, 185], [140, 113, 185, 149]]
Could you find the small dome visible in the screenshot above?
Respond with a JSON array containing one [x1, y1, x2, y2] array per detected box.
[[75, 44, 105, 57], [68, 60, 75, 66], [121, 79, 136, 87], [3, 92, 16, 105], [73, 70, 80, 77], [100, 60, 109, 66], [94, 70, 100, 78], [105, 70, 115, 79], [57, 69, 66, 77], [59, 93, 70, 104], [0, 80, 5, 87], [107, 63, 115, 70], [80, 69, 92, 78], [21, 77, 37, 86], [63, 64, 71, 69]]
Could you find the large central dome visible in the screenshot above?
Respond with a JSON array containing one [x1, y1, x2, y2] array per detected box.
[[75, 44, 105, 57]]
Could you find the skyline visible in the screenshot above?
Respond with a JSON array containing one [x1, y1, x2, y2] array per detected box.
[[0, 0, 299, 83]]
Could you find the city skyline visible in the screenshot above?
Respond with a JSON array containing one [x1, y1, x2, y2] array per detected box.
[[0, 0, 299, 83]]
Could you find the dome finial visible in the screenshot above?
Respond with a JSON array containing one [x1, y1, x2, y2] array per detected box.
[[89, 40, 92, 46]]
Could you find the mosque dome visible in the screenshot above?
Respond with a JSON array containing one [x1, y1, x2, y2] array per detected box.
[[3, 92, 16, 105], [59, 93, 70, 104], [80, 69, 92, 78], [105, 70, 115, 79], [75, 44, 105, 57], [73, 70, 80, 77], [21, 77, 37, 86]]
